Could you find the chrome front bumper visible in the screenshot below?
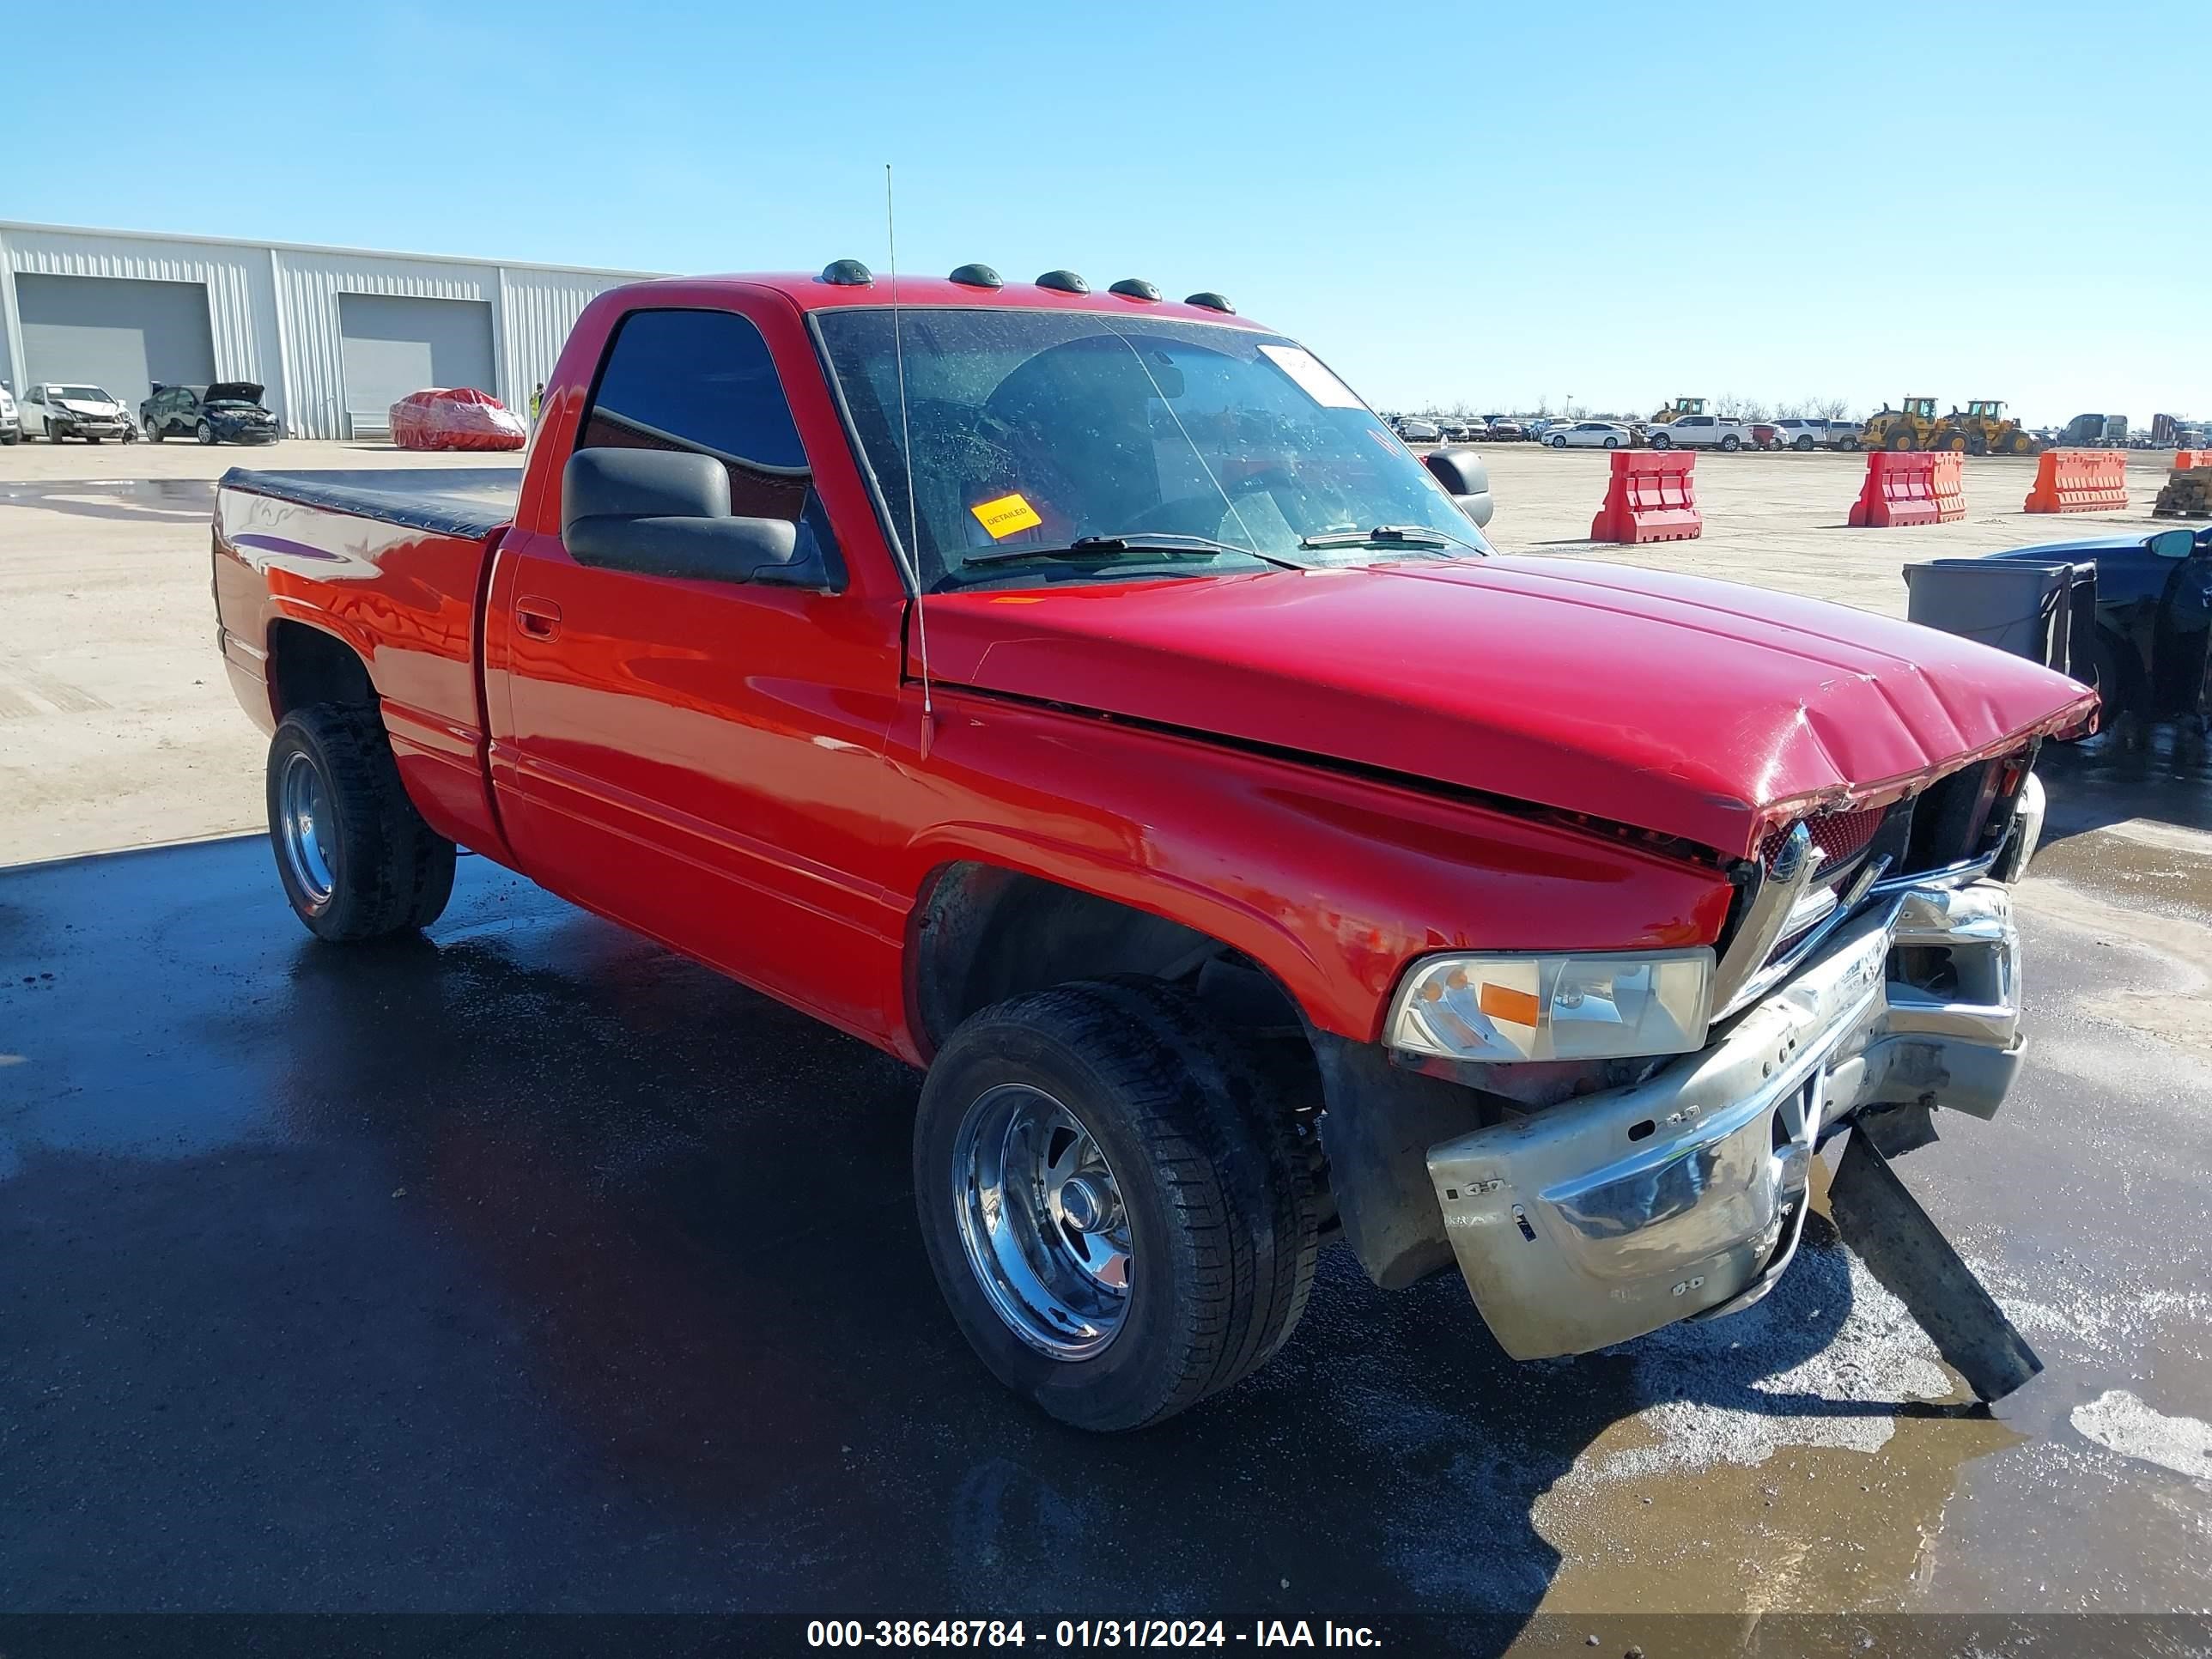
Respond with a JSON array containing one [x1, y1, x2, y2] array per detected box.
[[1425, 879, 2022, 1360]]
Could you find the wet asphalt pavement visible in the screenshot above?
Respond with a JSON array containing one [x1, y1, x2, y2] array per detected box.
[[4, 743, 2212, 1641]]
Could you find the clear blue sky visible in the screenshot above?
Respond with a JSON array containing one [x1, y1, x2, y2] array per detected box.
[[9, 1, 2208, 425]]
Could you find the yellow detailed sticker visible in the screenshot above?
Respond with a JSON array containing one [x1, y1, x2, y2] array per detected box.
[[970, 491, 1043, 540]]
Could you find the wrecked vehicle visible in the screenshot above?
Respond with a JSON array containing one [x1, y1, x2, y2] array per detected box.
[[1993, 526, 2212, 737], [208, 266, 2094, 1431]]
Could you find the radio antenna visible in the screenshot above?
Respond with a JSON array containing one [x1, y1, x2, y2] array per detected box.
[[886, 162, 933, 724]]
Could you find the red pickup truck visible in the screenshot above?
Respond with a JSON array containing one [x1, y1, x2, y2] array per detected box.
[[212, 265, 2094, 1431]]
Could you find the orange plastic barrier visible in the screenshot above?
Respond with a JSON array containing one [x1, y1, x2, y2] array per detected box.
[[1929, 452, 1966, 523], [2177, 451, 2209, 471], [2023, 449, 2130, 514], [1589, 449, 1700, 544], [1847, 452, 1941, 527]]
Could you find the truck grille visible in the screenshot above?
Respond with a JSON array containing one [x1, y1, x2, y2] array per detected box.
[[1759, 807, 1882, 873]]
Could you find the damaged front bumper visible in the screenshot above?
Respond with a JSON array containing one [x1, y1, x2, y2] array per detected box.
[[1425, 878, 2021, 1360]]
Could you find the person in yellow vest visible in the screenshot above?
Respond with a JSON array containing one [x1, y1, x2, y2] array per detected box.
[[528, 382, 545, 428]]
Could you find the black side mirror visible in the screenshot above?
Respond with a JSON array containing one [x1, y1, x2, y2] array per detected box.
[[1422, 446, 1494, 530], [562, 447, 815, 586], [2147, 527, 2197, 561]]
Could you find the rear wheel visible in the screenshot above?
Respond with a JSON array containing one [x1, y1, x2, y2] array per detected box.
[[915, 979, 1319, 1432], [1602, 435, 1620, 448], [266, 703, 457, 941], [1795, 435, 1815, 451], [1550, 434, 1567, 448], [1720, 434, 1741, 452]]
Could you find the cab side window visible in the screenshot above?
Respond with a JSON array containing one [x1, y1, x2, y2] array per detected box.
[[579, 309, 812, 525]]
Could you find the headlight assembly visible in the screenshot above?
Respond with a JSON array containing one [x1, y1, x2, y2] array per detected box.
[[1389, 948, 1714, 1063]]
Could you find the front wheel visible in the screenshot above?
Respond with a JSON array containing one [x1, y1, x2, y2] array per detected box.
[[146, 418, 164, 442], [266, 703, 457, 941], [1649, 433, 1672, 449], [196, 420, 216, 446], [915, 980, 1319, 1432]]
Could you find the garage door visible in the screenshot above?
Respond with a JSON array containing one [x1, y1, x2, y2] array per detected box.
[[16, 275, 217, 417], [337, 293, 496, 437]]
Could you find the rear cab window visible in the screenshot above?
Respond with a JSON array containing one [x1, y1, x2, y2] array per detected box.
[[577, 307, 841, 574]]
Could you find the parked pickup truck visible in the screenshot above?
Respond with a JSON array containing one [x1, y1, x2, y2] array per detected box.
[[1645, 413, 1754, 451], [212, 266, 2094, 1431]]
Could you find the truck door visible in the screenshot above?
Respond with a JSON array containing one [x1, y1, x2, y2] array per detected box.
[[1679, 415, 1715, 447], [484, 301, 908, 1036]]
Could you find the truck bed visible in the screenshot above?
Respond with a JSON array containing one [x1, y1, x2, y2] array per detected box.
[[216, 465, 522, 538], [213, 465, 526, 861]]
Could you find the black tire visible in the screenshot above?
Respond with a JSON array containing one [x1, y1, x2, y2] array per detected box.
[[915, 978, 1320, 1432], [1720, 434, 1741, 452], [146, 418, 164, 442], [1795, 435, 1815, 451], [1650, 433, 1672, 449], [1602, 436, 1620, 448], [1550, 434, 1567, 448], [196, 420, 216, 446], [265, 703, 457, 941]]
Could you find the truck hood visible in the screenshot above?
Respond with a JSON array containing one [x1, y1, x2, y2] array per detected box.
[[924, 557, 2097, 859], [57, 398, 121, 417]]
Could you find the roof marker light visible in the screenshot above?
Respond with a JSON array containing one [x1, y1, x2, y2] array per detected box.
[[1184, 291, 1235, 313], [1109, 278, 1162, 301], [820, 258, 874, 286], [949, 263, 1003, 289], [1036, 270, 1090, 295]]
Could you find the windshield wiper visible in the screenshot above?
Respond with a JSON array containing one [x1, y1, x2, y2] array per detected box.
[[1297, 524, 1480, 553], [959, 533, 1307, 571]]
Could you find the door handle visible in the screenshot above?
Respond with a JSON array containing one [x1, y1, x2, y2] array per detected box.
[[514, 597, 562, 640]]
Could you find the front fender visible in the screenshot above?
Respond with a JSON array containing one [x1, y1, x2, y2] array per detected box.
[[892, 692, 1736, 1048]]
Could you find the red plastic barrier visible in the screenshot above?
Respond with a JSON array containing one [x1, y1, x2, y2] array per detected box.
[[1929, 452, 1966, 523], [1588, 450, 1700, 544], [2177, 450, 2209, 471], [1847, 452, 1941, 527], [2023, 449, 2129, 514]]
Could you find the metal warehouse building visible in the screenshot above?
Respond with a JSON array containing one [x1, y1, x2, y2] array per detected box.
[[0, 222, 657, 440]]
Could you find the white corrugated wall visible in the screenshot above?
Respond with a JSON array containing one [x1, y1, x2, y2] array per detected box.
[[2, 222, 651, 441], [0, 223, 284, 422]]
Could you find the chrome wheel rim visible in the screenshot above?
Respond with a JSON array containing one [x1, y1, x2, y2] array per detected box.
[[951, 1084, 1133, 1359], [278, 750, 336, 908]]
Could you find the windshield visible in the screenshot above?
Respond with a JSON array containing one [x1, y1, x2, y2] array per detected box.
[[813, 309, 1489, 591], [56, 386, 112, 404]]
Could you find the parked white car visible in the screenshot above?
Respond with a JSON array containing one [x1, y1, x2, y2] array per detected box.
[[1545, 420, 1632, 449], [1768, 417, 1831, 452], [0, 382, 19, 445], [1394, 416, 1442, 441], [1645, 413, 1753, 451], [19, 383, 133, 443]]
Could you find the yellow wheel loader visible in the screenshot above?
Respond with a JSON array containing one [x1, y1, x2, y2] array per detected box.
[[1860, 397, 1940, 452], [1928, 400, 2037, 456], [1650, 396, 1706, 424]]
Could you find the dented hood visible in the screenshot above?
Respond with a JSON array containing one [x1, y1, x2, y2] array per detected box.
[[923, 557, 2096, 859]]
